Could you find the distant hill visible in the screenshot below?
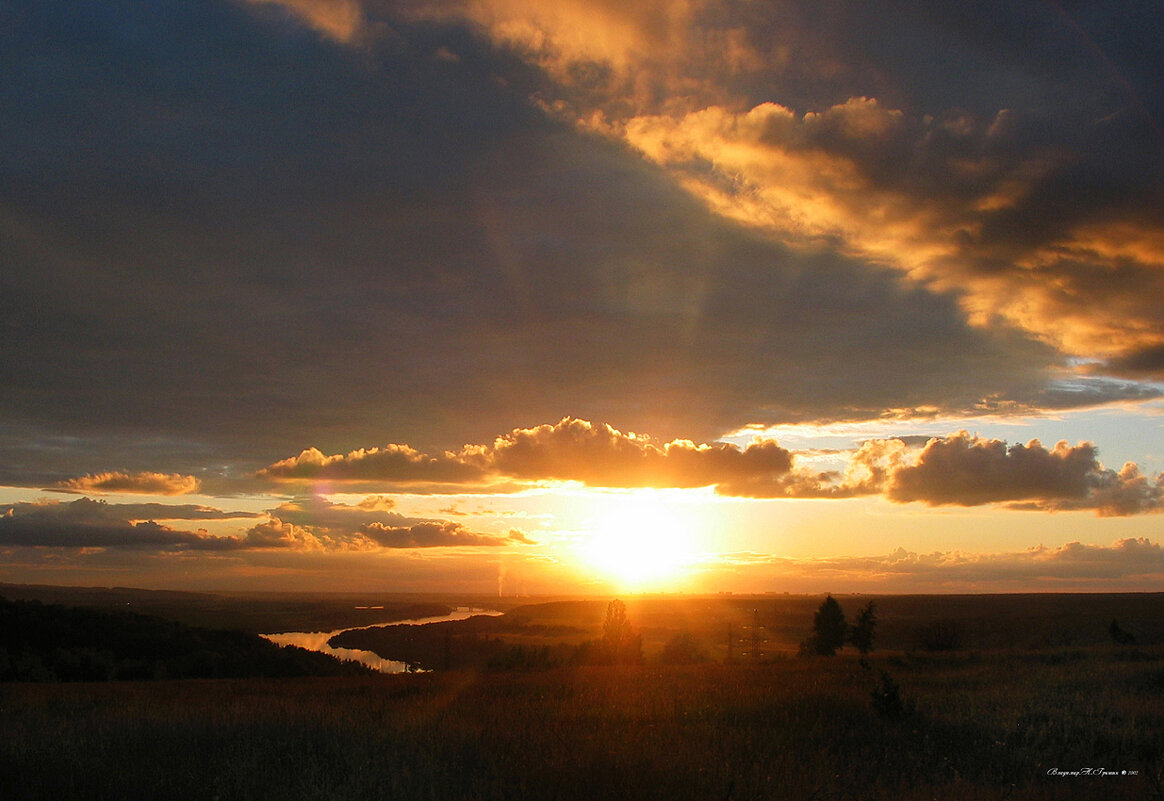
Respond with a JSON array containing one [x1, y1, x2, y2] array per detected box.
[[334, 593, 1164, 670], [0, 596, 373, 682], [0, 582, 464, 633]]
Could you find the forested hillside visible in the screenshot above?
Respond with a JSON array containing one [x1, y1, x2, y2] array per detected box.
[[0, 597, 370, 681]]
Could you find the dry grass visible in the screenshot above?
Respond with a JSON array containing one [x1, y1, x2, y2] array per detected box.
[[4, 646, 1163, 800]]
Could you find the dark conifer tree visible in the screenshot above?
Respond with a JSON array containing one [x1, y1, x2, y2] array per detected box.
[[849, 600, 877, 654], [811, 595, 848, 656]]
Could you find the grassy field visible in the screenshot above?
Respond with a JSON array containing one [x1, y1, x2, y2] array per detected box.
[[5, 591, 1164, 799], [3, 646, 1163, 800]]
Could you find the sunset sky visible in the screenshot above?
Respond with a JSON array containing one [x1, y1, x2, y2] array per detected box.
[[3, 0, 1163, 595]]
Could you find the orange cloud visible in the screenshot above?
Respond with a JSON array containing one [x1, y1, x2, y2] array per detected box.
[[484, 418, 794, 487], [723, 537, 1164, 588], [717, 437, 908, 499], [255, 421, 1163, 514], [244, 518, 332, 550], [56, 471, 201, 496], [258, 418, 794, 489], [258, 444, 486, 484], [414, 0, 1164, 379], [409, 0, 695, 87]]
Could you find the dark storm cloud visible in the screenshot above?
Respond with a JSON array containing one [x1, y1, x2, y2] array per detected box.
[[0, 498, 249, 550], [1100, 344, 1164, 380], [360, 520, 507, 547], [711, 431, 1164, 516], [887, 433, 1164, 515], [251, 496, 509, 547], [431, 0, 1164, 373], [0, 0, 1093, 484], [1, 498, 260, 523], [262, 496, 503, 543], [0, 496, 506, 552], [265, 496, 407, 530]]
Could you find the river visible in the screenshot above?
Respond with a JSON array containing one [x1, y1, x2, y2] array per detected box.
[[262, 607, 502, 673]]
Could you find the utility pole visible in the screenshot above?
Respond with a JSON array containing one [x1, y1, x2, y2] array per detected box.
[[751, 608, 761, 662]]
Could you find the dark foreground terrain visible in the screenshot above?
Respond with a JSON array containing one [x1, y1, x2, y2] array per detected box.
[[4, 590, 1164, 800], [0, 596, 371, 681], [3, 647, 1162, 801], [0, 582, 486, 634]]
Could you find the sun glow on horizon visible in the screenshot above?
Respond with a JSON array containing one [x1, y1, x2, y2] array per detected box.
[[579, 491, 702, 590]]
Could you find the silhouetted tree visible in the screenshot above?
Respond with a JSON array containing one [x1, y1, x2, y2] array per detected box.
[[603, 599, 629, 647], [806, 595, 848, 656], [849, 600, 877, 654], [598, 599, 642, 664]]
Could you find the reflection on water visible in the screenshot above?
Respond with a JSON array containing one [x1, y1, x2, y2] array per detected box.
[[263, 607, 500, 673]]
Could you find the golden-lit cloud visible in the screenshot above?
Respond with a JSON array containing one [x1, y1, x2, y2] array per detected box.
[[717, 437, 909, 499], [258, 444, 485, 484], [613, 97, 1164, 368], [244, 518, 332, 550], [483, 418, 794, 487], [414, 0, 1164, 376], [254, 421, 1164, 515], [259, 418, 794, 489], [406, 0, 695, 86], [55, 471, 201, 496]]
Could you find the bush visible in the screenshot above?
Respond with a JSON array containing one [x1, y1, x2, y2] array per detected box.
[[658, 631, 707, 664], [917, 619, 963, 652], [1109, 619, 1137, 645], [871, 670, 910, 720]]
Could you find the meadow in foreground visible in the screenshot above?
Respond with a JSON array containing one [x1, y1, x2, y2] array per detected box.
[[3, 646, 1162, 801]]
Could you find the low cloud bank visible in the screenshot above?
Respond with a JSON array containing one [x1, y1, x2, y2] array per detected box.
[[0, 497, 508, 553], [259, 421, 1164, 516]]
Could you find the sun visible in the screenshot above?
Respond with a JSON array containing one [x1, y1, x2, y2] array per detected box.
[[580, 490, 699, 590]]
